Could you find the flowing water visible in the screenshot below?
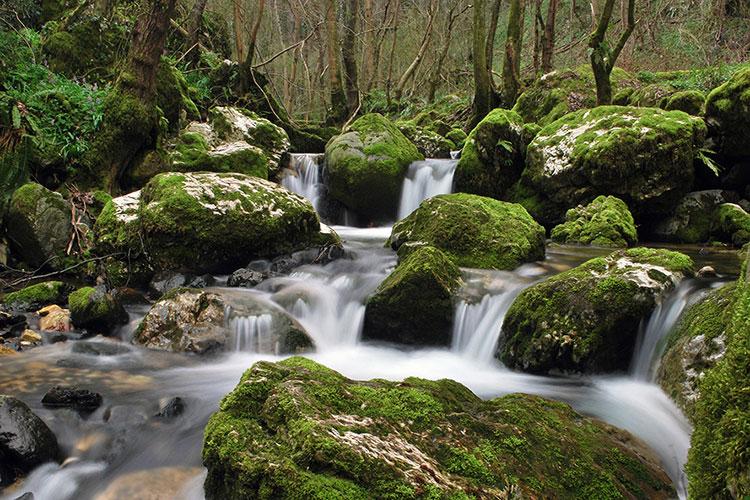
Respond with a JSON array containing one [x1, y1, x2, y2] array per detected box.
[[281, 153, 325, 212], [1, 158, 743, 499], [397, 158, 458, 219]]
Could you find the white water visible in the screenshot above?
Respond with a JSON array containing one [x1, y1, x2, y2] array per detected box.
[[281, 153, 325, 212], [397, 158, 458, 219], [229, 313, 274, 352]]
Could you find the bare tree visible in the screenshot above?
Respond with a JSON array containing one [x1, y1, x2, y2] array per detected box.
[[589, 0, 636, 104], [502, 0, 525, 107], [394, 0, 439, 101], [427, 0, 469, 103], [341, 0, 360, 114], [326, 0, 347, 122], [542, 0, 559, 72], [385, 0, 402, 106], [186, 0, 209, 65], [471, 0, 492, 125]]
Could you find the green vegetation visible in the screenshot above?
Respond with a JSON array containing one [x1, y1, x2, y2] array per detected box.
[[68, 286, 127, 331], [3, 281, 65, 310], [551, 196, 637, 247]]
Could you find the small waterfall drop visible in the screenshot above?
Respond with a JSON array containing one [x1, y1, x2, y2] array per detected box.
[[229, 313, 275, 353], [282, 153, 325, 212], [397, 159, 458, 220], [630, 280, 699, 381]]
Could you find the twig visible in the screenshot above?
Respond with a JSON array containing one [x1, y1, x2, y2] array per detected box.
[[252, 22, 322, 69], [1, 254, 124, 290]]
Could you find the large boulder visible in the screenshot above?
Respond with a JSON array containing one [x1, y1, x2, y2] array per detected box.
[[512, 65, 636, 126], [0, 395, 59, 486], [134, 288, 313, 355], [138, 172, 324, 273], [388, 193, 545, 270], [325, 113, 423, 222], [363, 246, 462, 346], [664, 90, 706, 115], [650, 190, 739, 243], [68, 286, 128, 333], [551, 195, 637, 247], [6, 183, 73, 269], [3, 281, 66, 311], [658, 283, 735, 421], [454, 108, 527, 199], [396, 121, 455, 158], [202, 357, 674, 499], [499, 248, 694, 374], [713, 203, 750, 246], [209, 106, 290, 169], [705, 67, 750, 158], [521, 106, 707, 224]]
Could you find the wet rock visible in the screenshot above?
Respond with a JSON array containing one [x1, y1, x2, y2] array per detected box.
[[20, 330, 41, 344], [37, 305, 71, 332], [388, 193, 545, 270], [697, 266, 718, 278], [226, 268, 266, 288], [705, 67, 750, 158], [363, 246, 463, 346], [0, 395, 59, 486], [148, 272, 217, 298], [154, 397, 185, 419], [42, 386, 103, 412], [713, 203, 750, 246], [68, 286, 128, 333], [650, 190, 739, 243], [93, 466, 203, 500], [71, 341, 130, 356], [499, 248, 694, 374], [102, 405, 148, 426], [0, 312, 28, 338], [0, 345, 18, 356], [551, 195, 638, 247], [202, 357, 674, 499], [3, 281, 67, 312]]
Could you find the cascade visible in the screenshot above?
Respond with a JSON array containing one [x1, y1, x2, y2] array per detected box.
[[397, 158, 458, 220], [229, 313, 275, 353], [281, 153, 325, 212]]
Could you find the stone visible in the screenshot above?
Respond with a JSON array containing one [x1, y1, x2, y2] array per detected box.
[[41, 386, 103, 412], [68, 286, 128, 332], [651, 190, 738, 243], [37, 305, 71, 332], [705, 67, 750, 158], [551, 195, 638, 247], [154, 397, 185, 419], [20, 330, 41, 344], [227, 268, 266, 288], [3, 281, 66, 311], [148, 272, 216, 298], [712, 203, 750, 246]]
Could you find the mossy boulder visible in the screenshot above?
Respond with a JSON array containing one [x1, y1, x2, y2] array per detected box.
[[687, 250, 750, 498], [134, 288, 312, 355], [362, 246, 462, 346], [202, 357, 674, 499], [3, 281, 66, 311], [664, 90, 706, 115], [156, 59, 200, 130], [396, 122, 455, 158], [68, 286, 128, 333], [713, 203, 750, 246], [325, 113, 423, 222], [657, 283, 735, 420], [551, 195, 637, 247], [6, 183, 73, 269], [705, 67, 750, 158], [209, 106, 290, 171], [650, 190, 738, 243], [625, 83, 675, 108], [138, 172, 323, 273], [499, 248, 694, 374], [521, 106, 707, 225], [388, 193, 545, 270], [454, 109, 526, 199], [512, 65, 636, 126], [169, 129, 269, 178]]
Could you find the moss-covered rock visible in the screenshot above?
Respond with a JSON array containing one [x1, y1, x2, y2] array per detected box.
[[625, 83, 675, 108], [362, 246, 462, 346], [705, 67, 750, 158], [687, 250, 750, 498], [512, 65, 636, 126], [445, 128, 467, 149], [657, 283, 735, 420], [499, 248, 694, 374], [388, 193, 545, 270], [6, 183, 73, 269], [551, 195, 637, 247], [68, 286, 127, 332], [169, 129, 269, 179], [454, 109, 525, 199], [202, 357, 674, 499], [138, 172, 322, 273], [209, 106, 290, 172], [521, 106, 707, 225], [134, 288, 312, 355], [396, 122, 455, 158], [713, 203, 750, 246], [325, 113, 423, 222], [3, 281, 66, 310], [650, 190, 737, 243], [664, 90, 705, 115], [156, 59, 200, 130]]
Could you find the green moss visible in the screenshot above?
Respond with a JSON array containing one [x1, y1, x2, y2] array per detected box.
[[156, 58, 200, 130], [363, 246, 462, 346], [68, 286, 126, 332], [169, 131, 270, 179], [664, 90, 705, 115], [396, 121, 455, 158], [626, 83, 675, 108], [203, 358, 674, 499], [500, 248, 694, 373], [3, 281, 65, 309], [388, 193, 545, 270], [551, 196, 637, 247], [454, 109, 525, 199], [712, 203, 750, 246], [688, 250, 750, 498], [324, 113, 423, 222], [705, 67, 750, 157], [445, 129, 467, 149]]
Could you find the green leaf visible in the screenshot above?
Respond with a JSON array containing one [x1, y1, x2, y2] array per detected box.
[[11, 105, 21, 129], [497, 140, 514, 154], [697, 148, 721, 177]]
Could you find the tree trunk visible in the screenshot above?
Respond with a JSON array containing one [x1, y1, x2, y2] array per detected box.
[[485, 0, 502, 92], [533, 0, 542, 74], [541, 0, 558, 72], [186, 0, 209, 65], [427, 1, 465, 103], [502, 0, 524, 107], [385, 0, 402, 107], [233, 0, 245, 63], [471, 0, 491, 126], [394, 0, 438, 102], [326, 0, 347, 123], [341, 0, 360, 114], [361, 0, 375, 90], [368, 0, 392, 92], [589, 0, 635, 105]]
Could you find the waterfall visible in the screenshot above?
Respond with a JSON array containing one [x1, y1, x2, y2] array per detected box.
[[397, 159, 458, 220], [229, 313, 275, 353], [451, 284, 528, 362], [282, 153, 325, 212], [630, 281, 699, 381]]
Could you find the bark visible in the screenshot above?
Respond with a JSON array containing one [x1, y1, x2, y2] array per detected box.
[[502, 0, 524, 107], [326, 0, 347, 123], [394, 0, 438, 102], [485, 0, 502, 90], [233, 0, 245, 62], [341, 0, 360, 113], [368, 0, 392, 91], [589, 0, 635, 105], [471, 0, 491, 126], [385, 0, 402, 106], [542, 0, 558, 72], [533, 0, 542, 74], [238, 0, 266, 93], [427, 1, 467, 103], [186, 0, 209, 65], [361, 0, 375, 90]]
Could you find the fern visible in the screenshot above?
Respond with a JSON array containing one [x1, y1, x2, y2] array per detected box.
[[697, 148, 722, 177]]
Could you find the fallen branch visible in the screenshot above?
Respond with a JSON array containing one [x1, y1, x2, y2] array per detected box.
[[1, 254, 124, 291], [252, 22, 322, 69]]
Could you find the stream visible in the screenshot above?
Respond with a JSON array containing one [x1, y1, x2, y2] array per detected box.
[[0, 154, 741, 499]]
